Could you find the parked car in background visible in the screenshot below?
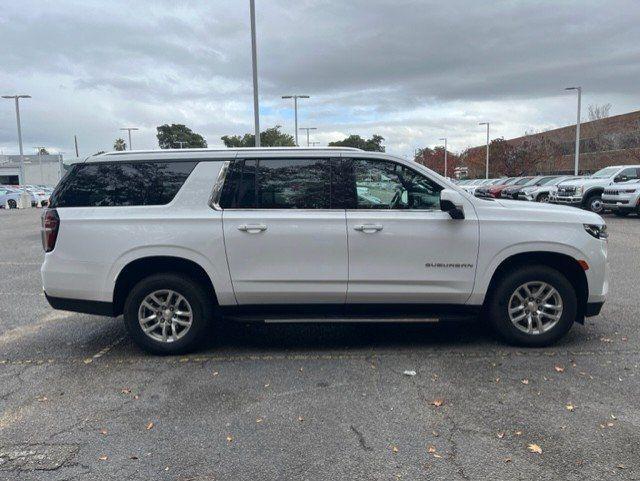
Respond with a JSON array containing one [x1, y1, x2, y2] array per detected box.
[[461, 178, 496, 196], [520, 176, 581, 202], [0, 186, 22, 209], [475, 177, 513, 198], [481, 177, 526, 198], [500, 176, 539, 199], [602, 179, 640, 217], [552, 165, 640, 213]]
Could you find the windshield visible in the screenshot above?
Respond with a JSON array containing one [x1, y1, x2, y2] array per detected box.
[[514, 177, 531, 185], [522, 177, 542, 187], [590, 167, 620, 179], [536, 176, 557, 186]]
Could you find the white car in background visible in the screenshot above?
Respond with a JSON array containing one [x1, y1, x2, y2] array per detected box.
[[602, 179, 640, 217], [519, 176, 582, 203]]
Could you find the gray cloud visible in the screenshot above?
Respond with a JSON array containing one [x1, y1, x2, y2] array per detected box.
[[0, 0, 638, 157]]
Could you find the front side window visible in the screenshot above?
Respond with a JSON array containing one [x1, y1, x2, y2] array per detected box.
[[220, 158, 331, 209], [49, 161, 198, 207], [349, 158, 442, 210], [618, 167, 639, 180]]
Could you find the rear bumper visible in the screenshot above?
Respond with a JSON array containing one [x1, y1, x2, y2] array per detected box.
[[45, 292, 114, 316]]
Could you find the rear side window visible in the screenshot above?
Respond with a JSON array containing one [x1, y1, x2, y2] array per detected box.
[[220, 158, 332, 209], [49, 161, 198, 207]]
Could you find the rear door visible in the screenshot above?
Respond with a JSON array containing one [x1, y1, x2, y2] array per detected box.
[[343, 156, 479, 304], [221, 155, 348, 305]]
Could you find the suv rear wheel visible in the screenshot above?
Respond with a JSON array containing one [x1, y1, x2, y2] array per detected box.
[[486, 266, 577, 347], [123, 273, 213, 354], [536, 193, 549, 203]]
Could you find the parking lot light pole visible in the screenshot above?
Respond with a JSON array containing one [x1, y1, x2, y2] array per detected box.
[[565, 87, 582, 175], [479, 122, 490, 179], [2, 94, 31, 184], [299, 127, 317, 147], [120, 127, 139, 150], [439, 137, 448, 178], [282, 95, 310, 146], [250, 0, 260, 147]]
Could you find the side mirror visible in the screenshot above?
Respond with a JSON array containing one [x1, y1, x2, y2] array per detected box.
[[440, 189, 465, 219]]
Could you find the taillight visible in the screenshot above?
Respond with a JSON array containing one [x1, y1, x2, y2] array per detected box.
[[41, 209, 60, 252]]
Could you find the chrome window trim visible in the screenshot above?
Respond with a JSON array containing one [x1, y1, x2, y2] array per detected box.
[[208, 160, 231, 211]]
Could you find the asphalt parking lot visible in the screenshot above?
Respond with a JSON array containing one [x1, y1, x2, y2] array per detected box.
[[0, 208, 639, 480]]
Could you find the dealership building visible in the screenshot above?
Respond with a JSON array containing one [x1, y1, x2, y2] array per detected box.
[[463, 109, 640, 177]]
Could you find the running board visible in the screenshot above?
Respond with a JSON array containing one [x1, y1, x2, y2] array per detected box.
[[223, 315, 476, 324]]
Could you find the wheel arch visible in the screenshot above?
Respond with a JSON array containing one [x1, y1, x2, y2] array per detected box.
[[112, 256, 218, 316], [484, 251, 588, 323], [582, 187, 604, 206]]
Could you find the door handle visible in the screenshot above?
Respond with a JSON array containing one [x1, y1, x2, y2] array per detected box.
[[237, 224, 267, 233], [354, 224, 383, 233]]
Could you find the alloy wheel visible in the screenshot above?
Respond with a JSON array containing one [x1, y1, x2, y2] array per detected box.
[[508, 281, 563, 335], [138, 289, 193, 343]]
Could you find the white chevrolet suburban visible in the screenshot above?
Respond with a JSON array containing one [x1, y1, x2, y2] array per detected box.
[[41, 148, 609, 354]]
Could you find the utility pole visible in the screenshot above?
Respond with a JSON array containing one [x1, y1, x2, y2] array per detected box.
[[282, 95, 310, 146], [120, 127, 139, 150], [439, 137, 448, 178], [565, 87, 582, 175], [299, 127, 317, 147], [2, 94, 31, 184], [479, 122, 490, 179], [249, 0, 260, 146]]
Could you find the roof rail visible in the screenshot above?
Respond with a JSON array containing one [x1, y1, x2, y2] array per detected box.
[[103, 146, 363, 156]]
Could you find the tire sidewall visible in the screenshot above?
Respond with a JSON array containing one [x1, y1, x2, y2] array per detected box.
[[537, 193, 549, 203], [488, 266, 577, 346], [123, 273, 212, 354]]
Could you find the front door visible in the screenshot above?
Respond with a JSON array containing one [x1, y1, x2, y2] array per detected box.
[[344, 157, 479, 304], [221, 157, 348, 305]]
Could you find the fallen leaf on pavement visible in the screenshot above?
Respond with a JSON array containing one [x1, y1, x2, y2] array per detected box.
[[566, 404, 575, 412], [497, 432, 505, 439], [521, 379, 529, 385], [554, 365, 565, 373], [99, 455, 108, 461], [226, 435, 233, 443], [391, 445, 398, 453], [146, 422, 154, 430], [528, 443, 542, 454], [99, 429, 108, 435], [431, 399, 444, 407], [427, 446, 436, 453], [403, 370, 417, 376], [297, 416, 304, 422], [121, 388, 131, 394]]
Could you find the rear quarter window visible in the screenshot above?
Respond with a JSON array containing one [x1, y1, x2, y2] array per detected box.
[[49, 160, 198, 207]]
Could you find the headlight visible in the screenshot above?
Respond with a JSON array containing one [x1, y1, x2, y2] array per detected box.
[[584, 224, 608, 240], [574, 186, 583, 195]]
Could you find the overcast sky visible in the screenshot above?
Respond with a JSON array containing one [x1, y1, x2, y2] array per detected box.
[[1, 0, 639, 158]]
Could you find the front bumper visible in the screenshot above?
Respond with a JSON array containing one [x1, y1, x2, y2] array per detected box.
[[551, 196, 582, 206]]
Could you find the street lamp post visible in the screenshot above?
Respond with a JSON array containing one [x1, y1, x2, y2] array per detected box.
[[479, 122, 490, 179], [120, 127, 139, 150], [282, 95, 310, 146], [2, 94, 31, 184], [299, 127, 317, 147], [439, 137, 448, 178], [249, 0, 260, 147], [565, 87, 582, 175]]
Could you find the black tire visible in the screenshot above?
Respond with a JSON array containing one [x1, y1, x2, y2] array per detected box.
[[584, 193, 604, 213], [485, 265, 577, 347], [7, 199, 17, 209], [613, 210, 629, 217], [123, 273, 214, 355], [536, 193, 549, 203]]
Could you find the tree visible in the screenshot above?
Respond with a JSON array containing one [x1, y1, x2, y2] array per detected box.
[[113, 138, 127, 151], [328, 134, 385, 152], [588, 103, 612, 121], [156, 124, 207, 149], [221, 125, 295, 147], [414, 146, 461, 176]]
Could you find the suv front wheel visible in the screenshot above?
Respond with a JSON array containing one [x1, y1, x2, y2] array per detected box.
[[486, 266, 577, 347], [584, 193, 604, 213], [123, 273, 213, 354]]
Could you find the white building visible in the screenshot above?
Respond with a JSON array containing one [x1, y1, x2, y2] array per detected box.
[[0, 154, 64, 186]]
